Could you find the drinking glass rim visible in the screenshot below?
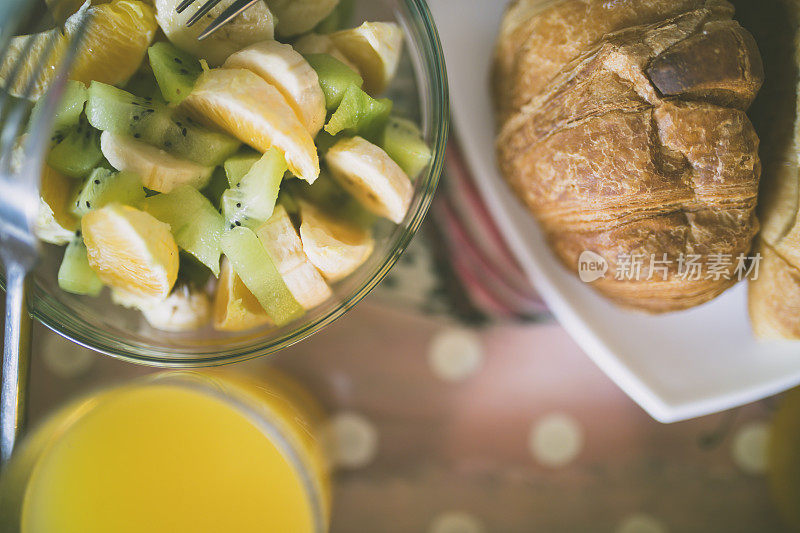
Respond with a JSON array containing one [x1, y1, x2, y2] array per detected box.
[[0, 372, 330, 533]]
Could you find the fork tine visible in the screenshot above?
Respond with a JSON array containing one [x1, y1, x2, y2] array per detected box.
[[0, 31, 61, 160], [0, 0, 28, 45], [176, 0, 197, 15], [0, 35, 40, 113], [186, 0, 223, 27], [197, 0, 258, 40], [0, 7, 90, 179], [22, 8, 91, 169]]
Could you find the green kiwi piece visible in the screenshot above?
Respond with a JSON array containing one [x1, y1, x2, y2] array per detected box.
[[31, 80, 87, 147], [46, 115, 103, 179], [71, 168, 145, 218], [304, 53, 364, 111], [148, 42, 202, 104], [221, 226, 304, 326], [58, 238, 103, 296], [324, 85, 392, 141], [142, 185, 225, 277], [223, 149, 262, 187], [381, 117, 432, 179], [85, 82, 240, 167], [221, 148, 288, 231]]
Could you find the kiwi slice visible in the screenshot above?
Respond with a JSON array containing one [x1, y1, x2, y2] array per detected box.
[[142, 185, 225, 277], [85, 82, 240, 167], [324, 85, 392, 141], [223, 150, 262, 187], [58, 238, 103, 297], [148, 42, 202, 105], [381, 117, 432, 179], [46, 115, 103, 179], [221, 148, 288, 230], [221, 226, 304, 326], [71, 168, 145, 218], [31, 80, 87, 147], [304, 53, 364, 111]]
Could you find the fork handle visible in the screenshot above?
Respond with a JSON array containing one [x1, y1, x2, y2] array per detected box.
[[1, 263, 32, 466]]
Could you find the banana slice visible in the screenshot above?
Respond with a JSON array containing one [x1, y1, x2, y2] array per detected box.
[[140, 286, 211, 332], [224, 41, 326, 135], [154, 0, 275, 66], [214, 257, 272, 331], [36, 165, 80, 245], [298, 200, 374, 282], [330, 22, 403, 95], [264, 0, 339, 37], [293, 33, 361, 74], [113, 284, 211, 331], [325, 136, 413, 224], [101, 131, 214, 193], [255, 205, 332, 309]]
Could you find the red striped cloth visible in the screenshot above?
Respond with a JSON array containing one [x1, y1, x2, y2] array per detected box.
[[427, 140, 547, 321]]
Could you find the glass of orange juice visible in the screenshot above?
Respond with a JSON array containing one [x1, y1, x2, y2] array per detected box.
[[0, 371, 331, 533]]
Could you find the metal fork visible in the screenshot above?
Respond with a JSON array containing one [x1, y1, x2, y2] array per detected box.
[[0, 0, 89, 466], [175, 0, 260, 41]]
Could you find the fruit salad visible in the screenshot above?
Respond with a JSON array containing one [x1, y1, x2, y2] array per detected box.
[[12, 0, 432, 332]]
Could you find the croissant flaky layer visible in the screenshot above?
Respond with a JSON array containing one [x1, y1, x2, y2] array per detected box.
[[493, 0, 764, 312]]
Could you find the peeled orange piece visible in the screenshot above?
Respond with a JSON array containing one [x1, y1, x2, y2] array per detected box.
[[213, 258, 272, 332], [73, 0, 157, 86], [82, 204, 179, 300], [182, 68, 319, 183], [0, 0, 157, 100], [35, 164, 80, 245], [224, 41, 326, 135]]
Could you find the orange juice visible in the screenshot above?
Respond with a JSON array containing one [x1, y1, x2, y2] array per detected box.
[[0, 373, 330, 533]]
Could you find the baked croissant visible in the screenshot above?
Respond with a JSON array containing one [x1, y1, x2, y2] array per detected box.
[[493, 0, 764, 312], [734, 0, 800, 339]]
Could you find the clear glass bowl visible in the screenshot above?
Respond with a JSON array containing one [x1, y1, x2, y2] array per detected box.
[[27, 0, 448, 367]]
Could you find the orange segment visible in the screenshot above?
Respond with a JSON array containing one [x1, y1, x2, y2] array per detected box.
[[0, 0, 157, 100], [82, 204, 179, 300], [36, 164, 80, 245], [182, 68, 320, 183], [213, 258, 272, 332], [71, 0, 157, 86]]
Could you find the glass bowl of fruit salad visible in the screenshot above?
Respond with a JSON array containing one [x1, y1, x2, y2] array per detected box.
[[15, 0, 447, 366]]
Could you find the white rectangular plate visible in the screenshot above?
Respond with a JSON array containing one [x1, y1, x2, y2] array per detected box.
[[428, 0, 800, 422]]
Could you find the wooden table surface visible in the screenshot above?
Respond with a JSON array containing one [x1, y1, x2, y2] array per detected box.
[[21, 297, 788, 533]]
